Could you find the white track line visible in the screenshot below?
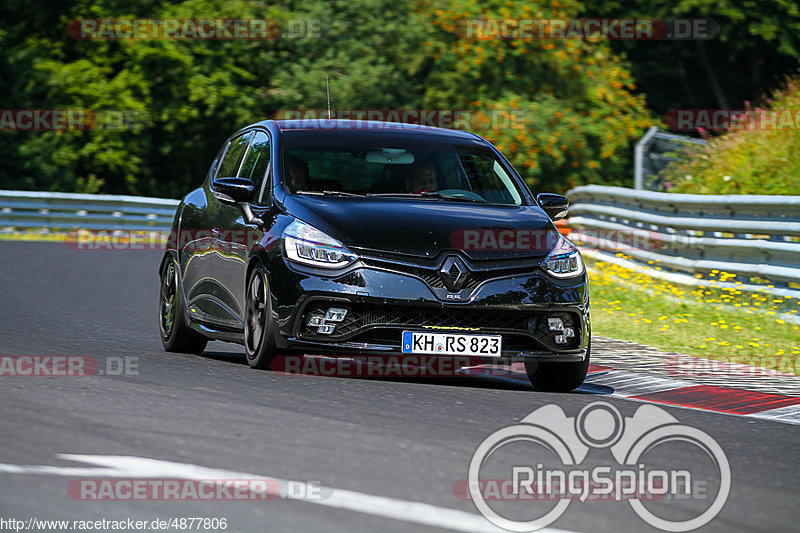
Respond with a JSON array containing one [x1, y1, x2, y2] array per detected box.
[[583, 369, 695, 397], [583, 368, 800, 426], [747, 404, 800, 424], [0, 454, 579, 533]]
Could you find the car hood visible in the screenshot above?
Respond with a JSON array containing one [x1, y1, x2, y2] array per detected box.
[[282, 195, 559, 262]]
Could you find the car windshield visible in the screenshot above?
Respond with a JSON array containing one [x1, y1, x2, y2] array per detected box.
[[281, 130, 524, 205]]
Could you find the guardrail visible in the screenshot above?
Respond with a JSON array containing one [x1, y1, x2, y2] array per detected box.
[[2, 186, 798, 296], [0, 190, 179, 231], [565, 185, 800, 296]]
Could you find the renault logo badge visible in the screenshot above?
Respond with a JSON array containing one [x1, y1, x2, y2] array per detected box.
[[439, 256, 469, 292]]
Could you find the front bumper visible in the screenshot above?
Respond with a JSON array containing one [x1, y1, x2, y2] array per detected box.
[[269, 256, 590, 362]]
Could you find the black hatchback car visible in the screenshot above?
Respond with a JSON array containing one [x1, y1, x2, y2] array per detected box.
[[159, 119, 590, 390]]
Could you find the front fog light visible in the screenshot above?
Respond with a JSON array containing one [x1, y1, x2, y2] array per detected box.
[[283, 220, 357, 268], [542, 235, 584, 278], [325, 308, 348, 322]]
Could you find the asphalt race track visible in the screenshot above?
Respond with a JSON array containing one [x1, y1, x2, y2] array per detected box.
[[0, 241, 798, 532]]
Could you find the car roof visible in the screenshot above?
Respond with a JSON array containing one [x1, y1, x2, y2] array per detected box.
[[250, 119, 480, 140]]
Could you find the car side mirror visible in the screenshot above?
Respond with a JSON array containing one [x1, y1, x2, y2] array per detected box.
[[213, 177, 255, 203], [536, 193, 569, 221], [212, 177, 263, 226]]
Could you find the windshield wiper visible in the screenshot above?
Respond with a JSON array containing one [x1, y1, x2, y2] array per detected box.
[[297, 190, 365, 197], [420, 191, 488, 203], [367, 192, 487, 203]]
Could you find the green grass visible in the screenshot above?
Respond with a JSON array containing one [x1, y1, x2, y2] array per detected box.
[[587, 258, 800, 375], [0, 231, 70, 242], [664, 74, 800, 195]]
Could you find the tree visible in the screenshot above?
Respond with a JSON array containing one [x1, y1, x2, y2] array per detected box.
[[583, 0, 800, 114], [419, 0, 654, 190], [1, 0, 655, 196]]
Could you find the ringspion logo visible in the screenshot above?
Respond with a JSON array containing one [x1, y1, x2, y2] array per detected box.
[[464, 401, 730, 531]]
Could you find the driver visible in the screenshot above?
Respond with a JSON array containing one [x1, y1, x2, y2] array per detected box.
[[288, 156, 310, 191], [405, 162, 439, 193]]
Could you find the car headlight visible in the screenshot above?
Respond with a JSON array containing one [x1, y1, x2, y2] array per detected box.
[[283, 220, 357, 268], [542, 235, 584, 278]]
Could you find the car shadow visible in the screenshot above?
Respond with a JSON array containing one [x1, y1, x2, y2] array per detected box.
[[197, 350, 249, 366], [196, 350, 614, 394]]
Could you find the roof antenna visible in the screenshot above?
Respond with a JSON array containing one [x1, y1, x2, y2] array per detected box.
[[325, 74, 332, 119]]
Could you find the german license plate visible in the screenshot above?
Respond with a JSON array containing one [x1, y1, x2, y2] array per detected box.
[[401, 331, 502, 356]]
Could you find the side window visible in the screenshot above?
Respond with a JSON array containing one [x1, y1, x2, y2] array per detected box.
[[238, 131, 271, 204], [217, 132, 253, 178]]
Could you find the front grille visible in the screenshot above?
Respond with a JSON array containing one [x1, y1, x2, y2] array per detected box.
[[359, 259, 536, 291], [299, 302, 581, 351]]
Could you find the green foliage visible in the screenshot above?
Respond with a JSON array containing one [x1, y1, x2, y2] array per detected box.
[[419, 0, 654, 191], [4, 0, 795, 197], [663, 75, 800, 195], [586, 0, 800, 113], [1, 0, 432, 197]]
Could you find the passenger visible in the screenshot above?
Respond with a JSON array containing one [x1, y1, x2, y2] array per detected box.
[[288, 156, 310, 191], [405, 162, 439, 193]]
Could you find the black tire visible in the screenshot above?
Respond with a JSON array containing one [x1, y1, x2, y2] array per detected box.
[[525, 341, 590, 392], [244, 264, 277, 369], [159, 258, 208, 354]]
